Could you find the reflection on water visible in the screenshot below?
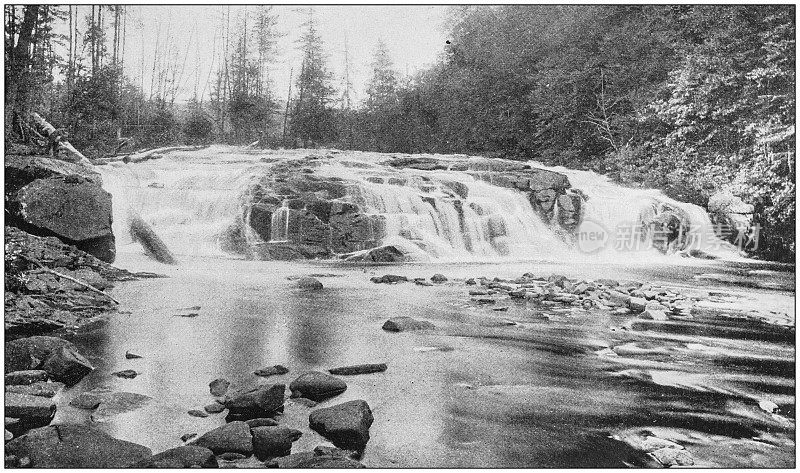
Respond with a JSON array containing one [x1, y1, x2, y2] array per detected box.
[[53, 255, 794, 468]]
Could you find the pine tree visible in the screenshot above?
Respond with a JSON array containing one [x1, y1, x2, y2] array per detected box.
[[365, 39, 399, 112]]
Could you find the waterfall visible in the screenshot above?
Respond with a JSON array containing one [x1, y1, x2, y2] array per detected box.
[[97, 146, 741, 264]]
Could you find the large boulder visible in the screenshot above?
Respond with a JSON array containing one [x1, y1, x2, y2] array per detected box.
[[223, 384, 285, 420], [251, 426, 302, 460], [135, 445, 218, 468], [5, 336, 93, 385], [289, 372, 347, 402], [308, 400, 374, 451], [382, 317, 435, 332], [5, 424, 152, 468], [190, 421, 253, 455], [4, 392, 56, 421]]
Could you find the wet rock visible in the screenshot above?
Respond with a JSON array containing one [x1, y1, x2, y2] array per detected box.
[[112, 369, 137, 379], [180, 433, 197, 443], [209, 378, 230, 396], [431, 273, 448, 283], [628, 297, 647, 314], [4, 393, 56, 421], [5, 430, 12, 442], [649, 447, 694, 466], [91, 391, 152, 421], [5, 424, 151, 468], [188, 409, 209, 418], [5, 336, 94, 385], [5, 370, 48, 386], [595, 279, 619, 287], [217, 452, 247, 462], [309, 400, 374, 451], [328, 363, 387, 376], [290, 372, 347, 401], [465, 278, 477, 285], [125, 351, 143, 359], [267, 448, 365, 468], [5, 381, 63, 398], [69, 392, 102, 409], [204, 402, 226, 414], [469, 288, 490, 296], [296, 277, 323, 290], [246, 418, 279, 428], [414, 278, 434, 286], [191, 421, 253, 455], [251, 426, 303, 460], [639, 436, 685, 453], [255, 365, 289, 377], [603, 291, 631, 307], [382, 317, 435, 332], [344, 245, 408, 263], [370, 274, 408, 284], [639, 309, 669, 321], [136, 445, 218, 468], [224, 383, 285, 419]]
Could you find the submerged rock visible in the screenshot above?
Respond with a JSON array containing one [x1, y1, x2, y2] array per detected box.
[[136, 445, 218, 468], [112, 369, 137, 379], [5, 424, 151, 468], [204, 402, 226, 414], [345, 245, 409, 263], [328, 363, 387, 376], [209, 378, 230, 396], [267, 446, 365, 468], [224, 383, 285, 419], [289, 372, 347, 401], [382, 317, 435, 332], [254, 365, 289, 377], [91, 391, 152, 422], [251, 426, 303, 460], [309, 400, 374, 451], [191, 421, 253, 455], [69, 392, 102, 409], [296, 277, 323, 290], [370, 274, 409, 284]]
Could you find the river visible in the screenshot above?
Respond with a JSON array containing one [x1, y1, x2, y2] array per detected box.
[[49, 147, 795, 467]]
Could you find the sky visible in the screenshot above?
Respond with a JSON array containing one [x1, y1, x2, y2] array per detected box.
[[64, 5, 450, 105]]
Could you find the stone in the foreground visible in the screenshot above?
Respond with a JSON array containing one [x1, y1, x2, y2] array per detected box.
[[328, 363, 388, 376], [4, 370, 49, 386], [224, 384, 285, 419], [134, 445, 218, 468], [296, 277, 323, 290], [4, 392, 56, 420], [251, 426, 303, 460], [309, 400, 374, 451], [382, 317, 435, 332], [190, 421, 253, 455], [289, 372, 347, 402], [267, 446, 365, 468], [5, 336, 94, 385], [5, 424, 151, 468]]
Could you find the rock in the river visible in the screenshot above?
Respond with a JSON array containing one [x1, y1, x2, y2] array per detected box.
[[431, 273, 448, 283], [267, 447, 365, 468], [209, 378, 231, 396], [289, 372, 347, 401], [5, 429, 12, 442], [91, 391, 152, 422], [180, 433, 197, 443], [251, 426, 303, 460], [5, 381, 64, 398], [628, 297, 647, 314], [5, 424, 151, 468], [328, 363, 387, 376], [649, 447, 694, 466], [191, 421, 253, 455], [382, 317, 435, 332], [639, 309, 669, 321], [5, 336, 94, 385], [224, 383, 285, 419], [246, 418, 279, 428], [204, 402, 226, 414], [255, 365, 289, 377], [125, 351, 143, 359], [135, 445, 218, 468], [68, 392, 102, 409], [112, 369, 137, 379], [344, 245, 409, 263], [296, 277, 323, 290], [639, 436, 685, 453], [309, 400, 374, 451], [4, 370, 49, 386], [370, 274, 409, 284], [188, 409, 209, 418], [4, 393, 56, 421]]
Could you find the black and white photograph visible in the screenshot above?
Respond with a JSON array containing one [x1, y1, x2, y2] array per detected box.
[[2, 3, 796, 468]]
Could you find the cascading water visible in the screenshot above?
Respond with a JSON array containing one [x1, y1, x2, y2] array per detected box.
[[98, 146, 741, 264]]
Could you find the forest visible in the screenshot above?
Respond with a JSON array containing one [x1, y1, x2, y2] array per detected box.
[[3, 5, 795, 261]]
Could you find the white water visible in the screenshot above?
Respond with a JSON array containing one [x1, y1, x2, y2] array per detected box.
[[98, 146, 740, 263]]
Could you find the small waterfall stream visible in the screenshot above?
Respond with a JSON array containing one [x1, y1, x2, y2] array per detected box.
[[98, 146, 739, 263]]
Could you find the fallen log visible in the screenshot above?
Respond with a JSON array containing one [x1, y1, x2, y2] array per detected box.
[[94, 145, 210, 165], [29, 112, 94, 168], [21, 256, 119, 304], [127, 210, 178, 265]]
